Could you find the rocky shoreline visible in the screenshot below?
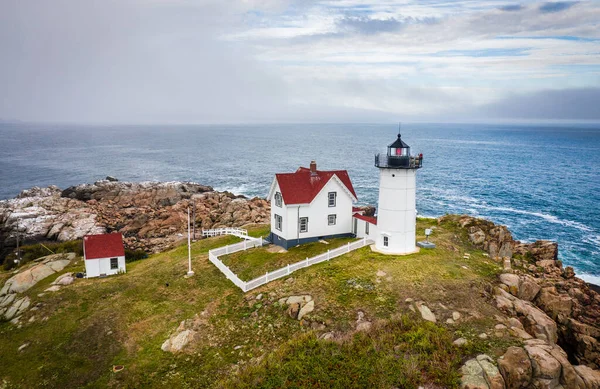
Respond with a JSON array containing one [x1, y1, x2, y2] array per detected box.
[[441, 215, 600, 388], [0, 178, 270, 262]]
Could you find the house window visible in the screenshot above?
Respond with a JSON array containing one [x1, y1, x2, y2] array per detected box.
[[299, 217, 308, 233], [275, 214, 282, 231], [110, 257, 118, 270], [328, 214, 337, 225], [365, 222, 369, 234], [383, 236, 389, 247], [328, 192, 337, 207], [274, 192, 282, 207]]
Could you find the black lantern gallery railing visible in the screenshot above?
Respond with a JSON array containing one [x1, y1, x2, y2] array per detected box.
[[375, 153, 423, 169]]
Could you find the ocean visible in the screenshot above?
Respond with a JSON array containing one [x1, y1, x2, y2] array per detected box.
[[1, 122, 599, 282]]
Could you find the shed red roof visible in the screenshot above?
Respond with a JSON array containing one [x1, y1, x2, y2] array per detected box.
[[84, 233, 125, 260], [353, 213, 377, 225], [275, 167, 357, 205]]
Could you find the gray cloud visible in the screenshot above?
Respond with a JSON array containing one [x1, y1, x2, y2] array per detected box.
[[499, 4, 524, 12], [481, 88, 600, 120], [539, 1, 578, 13]]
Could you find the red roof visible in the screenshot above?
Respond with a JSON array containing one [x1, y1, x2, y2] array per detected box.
[[353, 213, 377, 225], [275, 167, 357, 205], [84, 233, 125, 260]]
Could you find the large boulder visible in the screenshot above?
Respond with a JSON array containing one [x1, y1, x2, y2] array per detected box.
[[498, 347, 532, 389]]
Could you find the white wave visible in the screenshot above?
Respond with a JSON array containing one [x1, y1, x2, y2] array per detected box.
[[467, 204, 594, 234], [577, 273, 600, 286]]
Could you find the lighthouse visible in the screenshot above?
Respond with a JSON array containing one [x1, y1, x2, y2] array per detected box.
[[374, 132, 423, 254]]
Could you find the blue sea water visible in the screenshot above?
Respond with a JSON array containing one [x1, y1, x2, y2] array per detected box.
[[1, 122, 599, 282]]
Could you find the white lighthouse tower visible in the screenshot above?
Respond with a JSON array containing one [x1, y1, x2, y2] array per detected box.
[[374, 132, 423, 254]]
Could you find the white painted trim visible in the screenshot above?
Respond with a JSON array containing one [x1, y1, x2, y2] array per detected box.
[[266, 177, 278, 201]]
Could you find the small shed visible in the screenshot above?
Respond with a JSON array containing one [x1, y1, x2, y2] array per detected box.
[[83, 233, 126, 278]]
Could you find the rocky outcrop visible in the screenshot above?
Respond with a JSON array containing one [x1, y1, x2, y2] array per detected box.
[[0, 252, 74, 322], [1, 179, 270, 259], [444, 215, 600, 370]]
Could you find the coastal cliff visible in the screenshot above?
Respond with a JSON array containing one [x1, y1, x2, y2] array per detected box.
[[0, 178, 270, 262]]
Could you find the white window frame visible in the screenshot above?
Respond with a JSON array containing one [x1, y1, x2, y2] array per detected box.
[[110, 257, 119, 270], [328, 214, 337, 226], [383, 236, 389, 247], [275, 214, 282, 231], [274, 192, 282, 207], [328, 192, 337, 207], [299, 217, 308, 233]]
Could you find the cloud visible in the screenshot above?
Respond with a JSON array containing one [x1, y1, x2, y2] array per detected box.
[[481, 88, 600, 120], [0, 0, 599, 123], [499, 4, 524, 12], [539, 1, 578, 13]]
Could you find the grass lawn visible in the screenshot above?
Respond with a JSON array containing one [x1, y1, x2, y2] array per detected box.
[[219, 236, 358, 281], [0, 217, 515, 389]]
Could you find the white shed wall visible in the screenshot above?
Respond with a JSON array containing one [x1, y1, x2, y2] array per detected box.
[[85, 256, 126, 278]]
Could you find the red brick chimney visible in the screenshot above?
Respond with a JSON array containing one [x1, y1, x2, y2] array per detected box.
[[310, 160, 317, 176]]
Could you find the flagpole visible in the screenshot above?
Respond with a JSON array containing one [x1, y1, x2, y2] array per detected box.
[[187, 207, 194, 276]]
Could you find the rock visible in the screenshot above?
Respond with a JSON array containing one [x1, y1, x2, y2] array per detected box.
[[1, 181, 269, 260], [499, 273, 520, 296], [508, 318, 523, 329], [573, 365, 600, 388], [4, 297, 30, 320], [498, 347, 532, 389], [163, 330, 195, 353], [454, 338, 468, 347], [525, 345, 561, 387], [453, 311, 461, 321], [320, 332, 335, 340], [461, 359, 489, 389], [287, 303, 300, 319], [546, 346, 586, 389], [535, 287, 573, 320], [564, 267, 575, 279], [495, 324, 507, 330], [356, 321, 372, 332], [518, 278, 541, 301], [479, 333, 488, 339], [477, 354, 506, 389], [45, 286, 61, 292], [255, 293, 263, 300], [105, 176, 119, 182], [509, 327, 533, 340], [285, 295, 312, 305], [18, 343, 30, 352], [376, 270, 387, 277], [416, 303, 437, 323], [297, 300, 314, 321], [446, 318, 455, 324]]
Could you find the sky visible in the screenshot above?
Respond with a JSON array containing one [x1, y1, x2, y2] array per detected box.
[[0, 0, 599, 124]]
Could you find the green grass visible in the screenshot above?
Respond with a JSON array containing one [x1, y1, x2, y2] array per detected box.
[[222, 315, 463, 389], [0, 218, 509, 389], [220, 236, 357, 280]]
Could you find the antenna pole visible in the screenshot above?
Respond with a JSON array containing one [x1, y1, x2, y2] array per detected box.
[[16, 218, 20, 264], [187, 207, 194, 276]]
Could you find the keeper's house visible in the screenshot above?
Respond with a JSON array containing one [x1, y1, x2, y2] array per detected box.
[[266, 161, 358, 249], [83, 233, 126, 278]]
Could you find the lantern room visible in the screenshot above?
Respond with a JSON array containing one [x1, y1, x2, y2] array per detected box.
[[375, 133, 423, 169]]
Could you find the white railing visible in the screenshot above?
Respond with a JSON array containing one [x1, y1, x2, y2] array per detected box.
[[205, 235, 373, 292], [202, 227, 249, 238]]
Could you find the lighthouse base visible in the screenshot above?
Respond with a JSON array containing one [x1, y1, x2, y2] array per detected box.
[[369, 245, 420, 256]]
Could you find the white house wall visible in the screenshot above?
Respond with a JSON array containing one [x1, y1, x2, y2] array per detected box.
[[294, 178, 354, 240], [270, 182, 289, 238], [271, 177, 355, 242], [85, 256, 126, 278], [354, 218, 379, 240]]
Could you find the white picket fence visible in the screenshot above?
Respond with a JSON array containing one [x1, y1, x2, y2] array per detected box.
[[206, 235, 373, 292], [202, 227, 249, 239]]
